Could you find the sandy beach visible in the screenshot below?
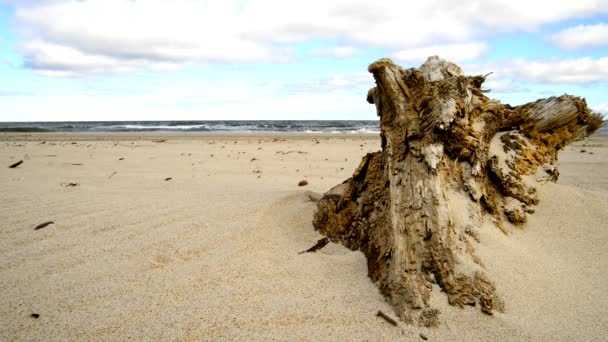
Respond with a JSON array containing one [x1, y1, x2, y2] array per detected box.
[[1, 133, 607, 341]]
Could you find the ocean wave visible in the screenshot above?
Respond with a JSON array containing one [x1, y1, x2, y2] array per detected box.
[[99, 124, 210, 130], [0, 120, 381, 133], [0, 127, 52, 132]]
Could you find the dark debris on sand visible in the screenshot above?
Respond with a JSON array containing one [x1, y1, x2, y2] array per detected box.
[[8, 160, 23, 168]]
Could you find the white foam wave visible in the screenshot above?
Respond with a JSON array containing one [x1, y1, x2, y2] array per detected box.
[[116, 124, 209, 130]]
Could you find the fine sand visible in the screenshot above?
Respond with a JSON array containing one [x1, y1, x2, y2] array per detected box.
[[1, 133, 607, 341]]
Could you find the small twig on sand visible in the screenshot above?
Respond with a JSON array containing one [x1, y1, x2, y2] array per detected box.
[[298, 237, 330, 254], [108, 171, 117, 179], [35, 221, 54, 230], [376, 310, 398, 326], [9, 160, 23, 168]]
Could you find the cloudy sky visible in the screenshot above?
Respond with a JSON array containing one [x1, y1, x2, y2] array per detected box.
[[0, 0, 607, 122]]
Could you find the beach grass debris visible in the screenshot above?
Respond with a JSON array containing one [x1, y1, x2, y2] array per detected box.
[[35, 221, 54, 230], [298, 180, 308, 186], [376, 310, 398, 326], [298, 237, 330, 254], [8, 160, 23, 168]]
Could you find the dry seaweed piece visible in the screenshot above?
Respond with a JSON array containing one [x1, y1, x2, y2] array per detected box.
[[8, 160, 23, 168], [298, 180, 308, 186], [298, 237, 330, 254], [376, 310, 398, 326], [35, 221, 54, 230]]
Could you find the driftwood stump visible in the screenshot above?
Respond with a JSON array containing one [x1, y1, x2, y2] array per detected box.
[[313, 56, 604, 322]]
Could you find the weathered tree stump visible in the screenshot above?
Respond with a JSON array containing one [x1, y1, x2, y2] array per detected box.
[[313, 56, 604, 322]]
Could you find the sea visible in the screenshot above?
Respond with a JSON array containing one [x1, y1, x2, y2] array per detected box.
[[1, 120, 606, 135], [0, 120, 380, 134]]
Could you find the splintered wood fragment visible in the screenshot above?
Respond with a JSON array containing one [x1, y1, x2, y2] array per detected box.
[[376, 310, 398, 326], [35, 221, 54, 230], [298, 237, 330, 254], [8, 160, 23, 168]]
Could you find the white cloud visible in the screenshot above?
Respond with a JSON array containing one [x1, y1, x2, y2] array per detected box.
[[309, 46, 358, 58], [393, 42, 489, 64], [465, 57, 608, 84], [550, 23, 608, 49], [284, 72, 373, 93], [11, 0, 608, 75], [592, 103, 608, 114]]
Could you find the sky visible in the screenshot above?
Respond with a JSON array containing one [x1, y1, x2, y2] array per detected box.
[[0, 0, 607, 122]]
